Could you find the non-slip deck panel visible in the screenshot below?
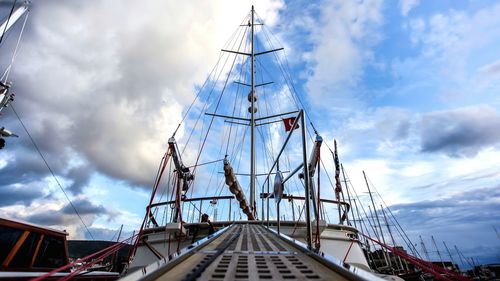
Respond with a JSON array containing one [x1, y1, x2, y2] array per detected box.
[[155, 224, 350, 281]]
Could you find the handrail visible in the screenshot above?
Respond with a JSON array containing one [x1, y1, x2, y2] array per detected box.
[[150, 195, 235, 208], [259, 193, 351, 212]]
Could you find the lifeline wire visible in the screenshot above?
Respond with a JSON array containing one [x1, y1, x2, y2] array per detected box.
[[10, 105, 95, 240]]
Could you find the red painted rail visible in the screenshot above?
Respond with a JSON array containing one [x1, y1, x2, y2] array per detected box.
[[361, 233, 471, 281]]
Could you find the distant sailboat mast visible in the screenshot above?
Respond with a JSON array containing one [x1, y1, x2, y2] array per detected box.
[[431, 235, 446, 269], [443, 241, 457, 270], [420, 235, 431, 261]]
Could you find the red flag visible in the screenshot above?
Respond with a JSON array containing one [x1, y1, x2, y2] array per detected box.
[[282, 117, 299, 132]]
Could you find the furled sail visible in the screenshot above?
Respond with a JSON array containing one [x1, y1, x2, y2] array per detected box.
[[223, 158, 255, 220]]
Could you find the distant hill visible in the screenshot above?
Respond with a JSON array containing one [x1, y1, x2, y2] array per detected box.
[[68, 240, 131, 273]]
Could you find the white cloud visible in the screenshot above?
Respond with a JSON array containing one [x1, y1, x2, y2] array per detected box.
[[476, 59, 500, 90], [400, 0, 420, 17], [0, 0, 285, 237], [318, 104, 500, 210], [397, 3, 500, 104], [478, 59, 500, 75], [6, 0, 285, 187], [303, 0, 384, 111]]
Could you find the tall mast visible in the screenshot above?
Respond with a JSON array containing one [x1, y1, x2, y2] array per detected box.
[[381, 205, 404, 272], [443, 241, 457, 270], [454, 245, 468, 269], [352, 199, 366, 241], [420, 235, 430, 261], [431, 235, 446, 269], [380, 205, 396, 247], [249, 5, 256, 218], [364, 171, 392, 270], [341, 164, 354, 228], [368, 205, 390, 269]]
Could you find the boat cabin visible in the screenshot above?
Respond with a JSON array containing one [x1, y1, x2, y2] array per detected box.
[[0, 217, 69, 272]]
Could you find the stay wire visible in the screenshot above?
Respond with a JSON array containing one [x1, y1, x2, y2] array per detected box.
[[180, 18, 247, 156], [227, 55, 251, 161], [180, 52, 227, 157], [255, 15, 320, 160], [203, 119, 229, 199], [149, 151, 174, 225], [366, 175, 422, 258], [207, 51, 250, 208], [0, 0, 17, 46], [259, 16, 349, 223], [173, 14, 250, 139], [1, 6, 28, 82], [366, 175, 418, 255], [224, 39, 249, 156], [228, 84, 247, 160], [259, 19, 317, 143], [187, 109, 230, 201], [191, 27, 248, 177], [10, 105, 95, 240], [194, 22, 251, 206], [234, 120, 249, 172], [342, 166, 384, 250], [254, 20, 309, 219], [176, 53, 223, 141], [225, 32, 251, 161]]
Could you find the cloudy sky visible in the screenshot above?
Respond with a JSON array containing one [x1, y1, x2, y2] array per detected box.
[[0, 0, 499, 268]]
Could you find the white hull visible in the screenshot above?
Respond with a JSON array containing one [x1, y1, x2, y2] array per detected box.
[[274, 223, 371, 271], [128, 221, 371, 273]]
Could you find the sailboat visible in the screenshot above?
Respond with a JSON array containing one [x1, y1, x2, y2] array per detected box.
[[2, 5, 474, 281], [115, 6, 397, 281]]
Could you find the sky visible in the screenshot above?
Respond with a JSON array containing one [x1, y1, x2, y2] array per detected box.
[[0, 0, 499, 268]]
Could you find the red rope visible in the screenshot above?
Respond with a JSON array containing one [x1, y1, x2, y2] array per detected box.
[[343, 239, 355, 263], [167, 175, 178, 255], [361, 233, 471, 281], [315, 146, 321, 248], [59, 241, 130, 281], [31, 234, 136, 281], [176, 175, 184, 252], [291, 203, 305, 236], [129, 149, 171, 261]]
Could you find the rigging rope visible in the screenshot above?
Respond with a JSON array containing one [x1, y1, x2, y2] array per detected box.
[[342, 166, 381, 241], [224, 39, 249, 156], [228, 86, 247, 161], [32, 233, 137, 281], [315, 143, 321, 247], [180, 16, 249, 157], [257, 14, 339, 227], [366, 175, 422, 258], [10, 105, 95, 240], [180, 55, 224, 157], [174, 22, 250, 219], [129, 149, 171, 259], [174, 14, 250, 140], [0, 0, 17, 46], [252, 40, 304, 221], [1, 5, 28, 82], [175, 174, 184, 251], [190, 26, 248, 177], [361, 233, 471, 281], [150, 151, 172, 227]]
